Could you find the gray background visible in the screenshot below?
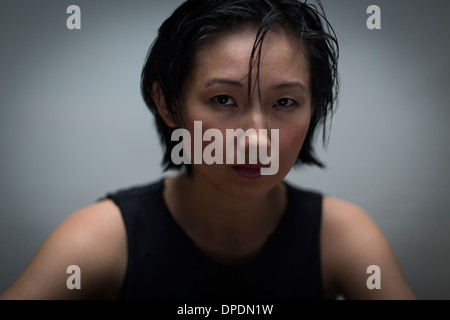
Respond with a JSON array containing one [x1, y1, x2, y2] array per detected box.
[[0, 0, 449, 299]]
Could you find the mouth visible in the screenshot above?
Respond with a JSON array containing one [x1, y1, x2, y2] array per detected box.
[[232, 164, 268, 179]]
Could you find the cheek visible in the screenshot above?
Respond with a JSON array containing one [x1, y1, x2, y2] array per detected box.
[[278, 121, 310, 165], [184, 120, 229, 162]]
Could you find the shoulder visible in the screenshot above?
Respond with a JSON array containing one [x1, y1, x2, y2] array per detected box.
[[321, 196, 379, 243], [320, 196, 416, 300], [0, 199, 127, 300]]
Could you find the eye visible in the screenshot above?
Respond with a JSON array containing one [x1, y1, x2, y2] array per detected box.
[[212, 95, 236, 106], [274, 98, 296, 108]]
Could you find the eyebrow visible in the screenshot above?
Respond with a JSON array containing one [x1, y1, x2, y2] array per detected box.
[[272, 81, 307, 93], [203, 78, 244, 88], [203, 78, 307, 93]]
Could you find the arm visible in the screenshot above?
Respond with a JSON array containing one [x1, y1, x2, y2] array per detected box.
[[0, 200, 127, 300], [321, 196, 416, 300]]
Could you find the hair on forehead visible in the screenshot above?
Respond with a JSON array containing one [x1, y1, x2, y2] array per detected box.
[[195, 24, 309, 101]]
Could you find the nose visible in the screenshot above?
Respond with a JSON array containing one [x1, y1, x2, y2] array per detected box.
[[245, 101, 267, 131], [236, 103, 272, 164]]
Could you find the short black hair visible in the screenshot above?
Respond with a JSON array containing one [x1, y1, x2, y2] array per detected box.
[[141, 0, 339, 172]]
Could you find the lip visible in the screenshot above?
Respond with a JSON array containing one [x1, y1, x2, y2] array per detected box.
[[232, 164, 268, 179]]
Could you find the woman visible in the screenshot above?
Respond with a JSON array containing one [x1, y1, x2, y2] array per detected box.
[[0, 0, 415, 300]]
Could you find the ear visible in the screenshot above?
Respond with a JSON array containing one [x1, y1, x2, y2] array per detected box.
[[152, 82, 177, 128]]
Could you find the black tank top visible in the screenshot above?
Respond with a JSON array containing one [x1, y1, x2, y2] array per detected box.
[[105, 179, 324, 300]]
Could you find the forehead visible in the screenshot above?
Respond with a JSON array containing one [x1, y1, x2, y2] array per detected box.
[[191, 26, 311, 89]]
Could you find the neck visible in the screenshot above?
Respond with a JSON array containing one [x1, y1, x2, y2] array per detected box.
[[164, 172, 287, 262]]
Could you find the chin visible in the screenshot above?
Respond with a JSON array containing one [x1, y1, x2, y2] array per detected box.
[[192, 164, 286, 199]]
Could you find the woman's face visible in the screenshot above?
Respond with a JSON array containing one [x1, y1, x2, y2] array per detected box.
[[182, 26, 312, 198]]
